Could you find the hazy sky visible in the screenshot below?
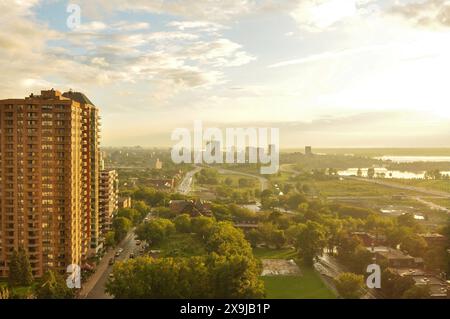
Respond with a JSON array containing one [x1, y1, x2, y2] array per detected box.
[[1, 0, 450, 147]]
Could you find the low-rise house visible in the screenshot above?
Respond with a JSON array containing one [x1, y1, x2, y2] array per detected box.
[[148, 178, 175, 190], [419, 233, 447, 246], [367, 246, 418, 268], [351, 232, 386, 246], [389, 268, 449, 299], [169, 199, 212, 217], [234, 222, 260, 230], [118, 196, 132, 209]]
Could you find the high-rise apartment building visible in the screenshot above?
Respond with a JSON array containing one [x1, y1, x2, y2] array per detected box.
[[0, 89, 101, 278], [99, 170, 118, 237]]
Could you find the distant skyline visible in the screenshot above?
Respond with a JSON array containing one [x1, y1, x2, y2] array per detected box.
[[1, 0, 450, 147]]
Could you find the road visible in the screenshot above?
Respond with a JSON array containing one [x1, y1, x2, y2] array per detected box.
[[344, 177, 450, 214], [280, 164, 301, 177], [315, 253, 379, 299], [280, 164, 450, 213], [414, 196, 450, 213], [346, 176, 450, 197], [79, 229, 139, 299], [217, 168, 269, 191], [177, 166, 202, 195]]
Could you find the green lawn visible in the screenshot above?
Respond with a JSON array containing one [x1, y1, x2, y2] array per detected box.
[[263, 269, 336, 299], [153, 233, 207, 257], [0, 281, 35, 299], [253, 247, 297, 260], [310, 179, 424, 197], [423, 197, 450, 208], [389, 179, 450, 194]]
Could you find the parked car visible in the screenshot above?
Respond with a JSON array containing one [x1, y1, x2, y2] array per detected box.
[[129, 253, 135, 259], [114, 252, 120, 258], [136, 240, 141, 246], [108, 258, 115, 265], [118, 248, 124, 253]]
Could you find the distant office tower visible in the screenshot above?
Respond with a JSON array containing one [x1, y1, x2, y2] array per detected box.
[[0, 89, 101, 278], [305, 146, 313, 156], [155, 158, 162, 170], [99, 170, 118, 237], [206, 140, 221, 159], [100, 151, 106, 171]]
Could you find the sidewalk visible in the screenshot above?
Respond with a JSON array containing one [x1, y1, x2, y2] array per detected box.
[[77, 230, 135, 298]]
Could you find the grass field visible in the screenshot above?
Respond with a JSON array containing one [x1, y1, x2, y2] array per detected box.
[[217, 173, 260, 189], [253, 247, 297, 260], [289, 148, 450, 157], [423, 197, 450, 208], [0, 281, 35, 298], [263, 269, 336, 299], [309, 179, 424, 197], [388, 179, 450, 194], [268, 172, 292, 184], [153, 233, 207, 257], [253, 248, 335, 299]]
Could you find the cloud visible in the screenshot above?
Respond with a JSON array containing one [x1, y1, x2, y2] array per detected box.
[[290, 0, 378, 31], [168, 21, 225, 32], [390, 0, 450, 28], [268, 43, 390, 68], [0, 0, 256, 107], [180, 39, 256, 67], [76, 0, 258, 21]]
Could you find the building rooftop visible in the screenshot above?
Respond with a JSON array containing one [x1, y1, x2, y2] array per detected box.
[[62, 91, 95, 106], [419, 233, 445, 239], [389, 268, 427, 277], [367, 246, 414, 260]]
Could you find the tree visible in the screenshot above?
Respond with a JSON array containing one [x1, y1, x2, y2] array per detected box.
[[153, 206, 175, 219], [357, 168, 362, 177], [286, 193, 307, 210], [112, 217, 132, 243], [116, 208, 141, 225], [206, 222, 252, 257], [224, 177, 233, 186], [336, 232, 373, 274], [238, 178, 254, 188], [35, 270, 75, 299], [136, 218, 175, 245], [133, 200, 150, 219], [133, 187, 168, 206], [335, 273, 364, 299], [20, 246, 33, 285], [8, 250, 21, 286], [401, 234, 427, 257], [191, 216, 215, 238], [9, 246, 33, 287], [424, 245, 447, 271], [425, 169, 442, 180], [104, 231, 116, 248], [402, 286, 430, 299], [207, 253, 265, 299], [246, 229, 262, 247], [258, 223, 286, 249], [295, 221, 327, 266], [106, 254, 264, 299], [381, 268, 414, 298], [174, 214, 192, 233], [322, 218, 342, 253], [106, 256, 210, 299], [397, 213, 418, 228], [271, 230, 287, 249], [0, 286, 9, 299], [367, 168, 375, 179]]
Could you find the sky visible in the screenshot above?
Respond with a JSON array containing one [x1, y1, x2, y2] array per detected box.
[[1, 0, 450, 148]]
